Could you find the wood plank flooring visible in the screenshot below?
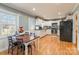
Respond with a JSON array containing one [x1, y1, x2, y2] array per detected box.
[[32, 35, 79, 55], [0, 35, 79, 55]]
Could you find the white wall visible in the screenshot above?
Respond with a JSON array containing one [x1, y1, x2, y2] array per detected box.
[[0, 37, 8, 52]]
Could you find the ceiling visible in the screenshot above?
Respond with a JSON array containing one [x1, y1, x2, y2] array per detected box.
[[3, 3, 78, 20]]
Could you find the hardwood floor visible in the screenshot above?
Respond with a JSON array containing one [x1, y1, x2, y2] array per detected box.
[[33, 35, 79, 55], [0, 47, 24, 55], [0, 50, 8, 55], [0, 35, 79, 55]]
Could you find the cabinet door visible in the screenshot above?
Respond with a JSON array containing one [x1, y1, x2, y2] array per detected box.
[[60, 20, 72, 42], [60, 21, 65, 41]]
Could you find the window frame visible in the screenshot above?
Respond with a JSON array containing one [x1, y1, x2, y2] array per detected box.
[[0, 8, 19, 37]]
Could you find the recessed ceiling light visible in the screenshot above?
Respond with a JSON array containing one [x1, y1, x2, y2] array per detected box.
[[32, 8, 36, 11]]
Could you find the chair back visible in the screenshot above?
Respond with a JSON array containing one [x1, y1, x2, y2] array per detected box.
[[8, 36, 14, 47], [8, 36, 13, 42]]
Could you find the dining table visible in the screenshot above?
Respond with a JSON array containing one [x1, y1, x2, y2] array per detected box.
[[16, 33, 40, 55]]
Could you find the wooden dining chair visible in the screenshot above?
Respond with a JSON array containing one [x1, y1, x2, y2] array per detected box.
[[8, 36, 18, 55], [16, 38, 25, 55]]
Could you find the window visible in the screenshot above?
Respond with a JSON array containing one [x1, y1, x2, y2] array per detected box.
[[0, 11, 17, 36], [19, 15, 28, 31]]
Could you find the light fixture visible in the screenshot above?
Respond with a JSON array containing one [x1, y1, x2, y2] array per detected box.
[[32, 8, 36, 11]]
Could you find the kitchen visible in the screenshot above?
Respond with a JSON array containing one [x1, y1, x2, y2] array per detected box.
[[0, 3, 78, 55]]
